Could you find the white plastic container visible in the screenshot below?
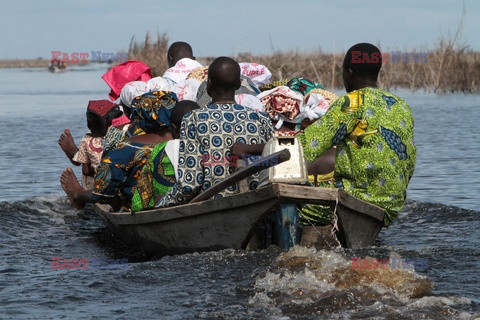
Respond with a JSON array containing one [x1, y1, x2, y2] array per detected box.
[[259, 136, 308, 186]]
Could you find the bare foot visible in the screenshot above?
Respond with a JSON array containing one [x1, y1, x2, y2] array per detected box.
[[58, 129, 78, 159], [60, 168, 86, 209]]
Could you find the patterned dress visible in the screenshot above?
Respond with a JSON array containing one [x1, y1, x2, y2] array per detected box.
[[91, 141, 175, 212], [156, 103, 274, 207], [298, 87, 416, 226], [72, 133, 104, 168]]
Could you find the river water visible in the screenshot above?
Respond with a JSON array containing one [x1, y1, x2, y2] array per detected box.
[[0, 66, 479, 319]]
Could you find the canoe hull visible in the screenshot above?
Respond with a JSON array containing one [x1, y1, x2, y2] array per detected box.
[[93, 183, 385, 257]]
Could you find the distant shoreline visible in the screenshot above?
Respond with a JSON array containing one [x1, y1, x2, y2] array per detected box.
[[0, 59, 96, 68], [3, 47, 479, 93], [0, 59, 53, 68]]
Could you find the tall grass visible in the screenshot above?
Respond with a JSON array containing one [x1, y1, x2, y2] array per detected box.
[[126, 32, 479, 93], [127, 32, 169, 77], [0, 58, 51, 68]]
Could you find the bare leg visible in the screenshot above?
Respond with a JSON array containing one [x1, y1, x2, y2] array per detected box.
[[60, 168, 88, 209], [58, 129, 79, 160]]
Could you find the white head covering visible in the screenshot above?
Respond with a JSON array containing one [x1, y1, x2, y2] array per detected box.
[[120, 81, 148, 107], [147, 76, 172, 92], [239, 62, 272, 87]]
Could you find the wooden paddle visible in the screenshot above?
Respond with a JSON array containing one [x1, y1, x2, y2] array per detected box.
[[190, 148, 291, 203]]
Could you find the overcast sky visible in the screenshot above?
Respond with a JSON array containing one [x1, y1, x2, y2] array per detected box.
[[1, 0, 478, 59]]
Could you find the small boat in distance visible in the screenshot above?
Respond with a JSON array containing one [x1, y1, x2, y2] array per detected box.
[[48, 59, 66, 73]]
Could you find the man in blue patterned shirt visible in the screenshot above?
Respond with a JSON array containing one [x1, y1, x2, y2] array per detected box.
[[156, 57, 274, 207]]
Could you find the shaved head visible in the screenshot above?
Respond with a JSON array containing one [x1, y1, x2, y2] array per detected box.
[[342, 43, 382, 92], [343, 43, 382, 79], [171, 100, 200, 129], [167, 42, 194, 67], [207, 57, 241, 92]]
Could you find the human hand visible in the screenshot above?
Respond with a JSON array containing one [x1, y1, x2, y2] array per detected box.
[[230, 142, 249, 157]]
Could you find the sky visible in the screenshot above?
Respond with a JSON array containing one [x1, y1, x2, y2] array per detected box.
[[1, 0, 479, 60]]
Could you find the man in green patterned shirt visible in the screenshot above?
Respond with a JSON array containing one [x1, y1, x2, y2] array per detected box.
[[298, 43, 416, 226]]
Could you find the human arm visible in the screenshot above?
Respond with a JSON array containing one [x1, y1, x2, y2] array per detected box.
[[305, 147, 336, 175], [230, 142, 265, 157]]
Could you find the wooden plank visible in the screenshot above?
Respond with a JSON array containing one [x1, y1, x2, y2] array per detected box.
[[98, 184, 280, 225], [337, 189, 385, 222], [191, 149, 291, 203], [335, 204, 384, 248], [273, 184, 339, 204]]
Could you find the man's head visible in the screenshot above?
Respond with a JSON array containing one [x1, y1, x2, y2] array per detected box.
[[170, 100, 200, 138], [342, 43, 382, 92], [206, 57, 241, 100], [167, 42, 194, 68]]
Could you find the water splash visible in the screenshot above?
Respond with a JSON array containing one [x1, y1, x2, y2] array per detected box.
[[250, 246, 475, 319]]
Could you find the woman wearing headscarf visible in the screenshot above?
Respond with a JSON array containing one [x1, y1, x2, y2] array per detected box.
[[60, 91, 178, 212]]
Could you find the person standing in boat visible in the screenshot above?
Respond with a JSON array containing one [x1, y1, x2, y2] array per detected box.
[[155, 57, 274, 207], [60, 91, 178, 212], [298, 43, 416, 226]]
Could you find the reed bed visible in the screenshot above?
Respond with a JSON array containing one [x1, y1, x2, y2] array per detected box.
[[126, 33, 480, 93], [127, 32, 169, 77], [2, 31, 478, 93], [0, 58, 51, 68]]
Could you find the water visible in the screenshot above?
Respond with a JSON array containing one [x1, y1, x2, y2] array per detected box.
[[0, 67, 479, 319]]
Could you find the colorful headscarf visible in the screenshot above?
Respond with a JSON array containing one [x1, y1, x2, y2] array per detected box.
[[130, 91, 178, 132], [102, 60, 152, 101]]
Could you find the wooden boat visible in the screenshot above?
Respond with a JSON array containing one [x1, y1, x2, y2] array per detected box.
[[48, 63, 67, 73], [93, 182, 385, 257]]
